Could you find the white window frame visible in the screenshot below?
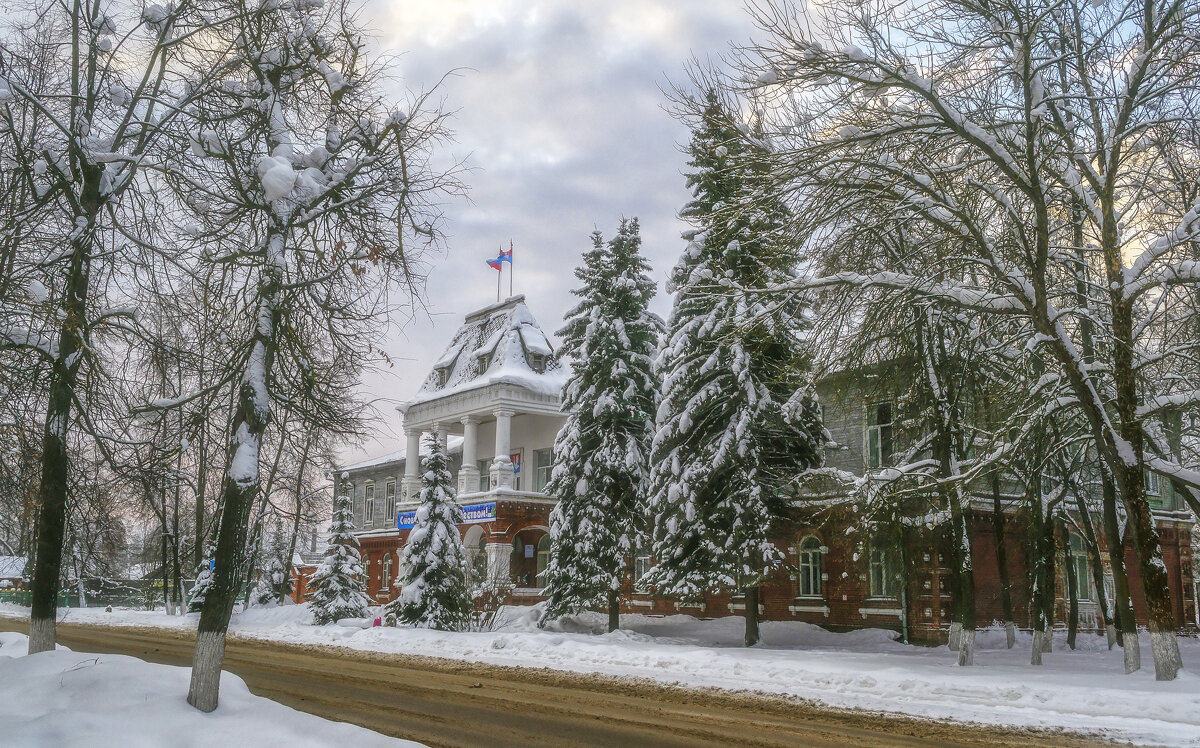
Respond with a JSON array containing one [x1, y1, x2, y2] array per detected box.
[[364, 481, 375, 523], [1144, 469, 1162, 497], [865, 402, 893, 470], [1068, 534, 1093, 602], [477, 459, 490, 492], [868, 546, 896, 598], [797, 536, 823, 598], [534, 448, 554, 493], [381, 553, 392, 589], [633, 554, 652, 592], [385, 479, 396, 521]]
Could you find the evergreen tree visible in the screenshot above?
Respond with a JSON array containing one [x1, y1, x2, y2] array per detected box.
[[308, 480, 371, 625], [643, 93, 825, 646], [542, 219, 662, 632], [387, 432, 472, 631]]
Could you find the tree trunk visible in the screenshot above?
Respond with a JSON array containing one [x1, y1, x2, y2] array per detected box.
[[1102, 172, 1181, 681], [607, 588, 620, 633], [28, 197, 97, 654], [1074, 490, 1116, 648], [991, 475, 1016, 648], [1102, 470, 1140, 673], [744, 585, 760, 647], [187, 267, 280, 712], [1063, 523, 1079, 650], [1030, 504, 1056, 666]]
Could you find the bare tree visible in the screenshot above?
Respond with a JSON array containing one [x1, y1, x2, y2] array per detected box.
[[155, 0, 464, 711]]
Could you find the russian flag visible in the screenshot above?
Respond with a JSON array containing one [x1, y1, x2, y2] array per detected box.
[[499, 248, 513, 264], [487, 256, 502, 270]]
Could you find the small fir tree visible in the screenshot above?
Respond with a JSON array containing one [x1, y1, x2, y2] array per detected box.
[[643, 93, 825, 646], [542, 219, 662, 632], [308, 479, 371, 625], [387, 432, 472, 631]]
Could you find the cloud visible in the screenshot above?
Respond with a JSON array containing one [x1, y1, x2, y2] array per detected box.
[[344, 1, 755, 462]]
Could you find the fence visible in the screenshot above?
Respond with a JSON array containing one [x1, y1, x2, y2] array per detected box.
[[0, 578, 196, 610]]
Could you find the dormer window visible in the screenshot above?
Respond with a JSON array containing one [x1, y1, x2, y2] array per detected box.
[[435, 367, 451, 388], [477, 352, 493, 371], [528, 353, 546, 373]]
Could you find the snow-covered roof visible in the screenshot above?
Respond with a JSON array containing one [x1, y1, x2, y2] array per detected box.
[[0, 556, 27, 579], [340, 435, 464, 473], [406, 295, 568, 408]]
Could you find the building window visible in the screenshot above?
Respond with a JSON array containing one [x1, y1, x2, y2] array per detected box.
[[511, 449, 523, 492], [1144, 470, 1161, 496], [1069, 534, 1093, 601], [536, 535, 551, 583], [364, 482, 375, 523], [385, 479, 396, 520], [534, 448, 554, 493], [797, 536, 822, 597], [869, 545, 897, 598], [478, 459, 490, 492], [865, 402, 893, 469], [381, 553, 392, 589], [633, 553, 652, 592], [528, 353, 546, 373]]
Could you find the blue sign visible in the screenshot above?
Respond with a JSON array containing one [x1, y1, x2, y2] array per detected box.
[[397, 501, 497, 530]]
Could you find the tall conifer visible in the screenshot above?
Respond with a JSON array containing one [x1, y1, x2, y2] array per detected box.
[[542, 220, 662, 631], [388, 433, 472, 631], [644, 93, 825, 646]]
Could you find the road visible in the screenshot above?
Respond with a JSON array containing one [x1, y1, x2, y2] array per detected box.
[[0, 618, 1105, 747]]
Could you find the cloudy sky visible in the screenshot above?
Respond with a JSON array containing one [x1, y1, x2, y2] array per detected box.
[[341, 2, 759, 461]]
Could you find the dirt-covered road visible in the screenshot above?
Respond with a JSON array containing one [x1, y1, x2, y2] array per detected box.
[[0, 618, 1107, 747]]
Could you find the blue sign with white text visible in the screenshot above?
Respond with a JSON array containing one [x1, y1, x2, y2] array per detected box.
[[397, 501, 497, 530]]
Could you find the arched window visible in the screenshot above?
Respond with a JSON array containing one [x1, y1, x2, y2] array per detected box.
[[797, 536, 822, 597], [381, 553, 392, 590], [536, 535, 551, 581]]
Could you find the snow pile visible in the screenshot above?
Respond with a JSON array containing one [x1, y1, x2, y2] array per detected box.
[[0, 631, 419, 747], [3, 603, 1198, 745]]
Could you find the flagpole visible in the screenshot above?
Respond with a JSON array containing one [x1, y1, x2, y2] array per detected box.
[[509, 239, 514, 297]]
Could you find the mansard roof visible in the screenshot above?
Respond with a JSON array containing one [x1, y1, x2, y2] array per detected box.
[[406, 295, 567, 409]]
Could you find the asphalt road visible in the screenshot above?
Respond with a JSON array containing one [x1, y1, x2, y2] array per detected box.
[[0, 618, 1107, 747]]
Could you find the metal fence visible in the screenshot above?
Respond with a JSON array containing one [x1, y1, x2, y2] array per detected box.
[[0, 578, 195, 610]]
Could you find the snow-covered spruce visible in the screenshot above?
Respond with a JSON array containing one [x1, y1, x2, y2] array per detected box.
[[386, 433, 472, 631], [308, 484, 371, 625], [542, 219, 662, 632], [643, 93, 825, 647]]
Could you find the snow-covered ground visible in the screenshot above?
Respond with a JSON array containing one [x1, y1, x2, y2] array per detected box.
[[3, 602, 1198, 746], [0, 629, 421, 748]]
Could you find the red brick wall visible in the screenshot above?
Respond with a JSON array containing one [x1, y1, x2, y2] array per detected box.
[[297, 498, 1195, 639]]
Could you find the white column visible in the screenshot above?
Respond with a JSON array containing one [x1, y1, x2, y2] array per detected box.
[[458, 416, 480, 495], [401, 428, 422, 502], [490, 409, 515, 489]]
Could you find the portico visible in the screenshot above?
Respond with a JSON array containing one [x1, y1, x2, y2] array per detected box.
[[339, 295, 568, 601]]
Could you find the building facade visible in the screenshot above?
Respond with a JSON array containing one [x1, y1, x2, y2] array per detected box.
[[330, 295, 1196, 641]]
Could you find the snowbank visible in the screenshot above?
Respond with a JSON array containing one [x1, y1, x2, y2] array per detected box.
[[3, 602, 1198, 746], [0, 630, 420, 748]]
